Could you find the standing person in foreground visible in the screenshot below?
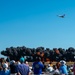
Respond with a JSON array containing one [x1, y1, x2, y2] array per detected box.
[[32, 57, 44, 75], [16, 57, 30, 75], [10, 60, 17, 75]]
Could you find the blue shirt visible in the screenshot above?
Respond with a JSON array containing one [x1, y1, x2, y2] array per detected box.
[[33, 61, 44, 74], [0, 71, 3, 75], [59, 65, 68, 74], [16, 63, 30, 75], [0, 70, 10, 75]]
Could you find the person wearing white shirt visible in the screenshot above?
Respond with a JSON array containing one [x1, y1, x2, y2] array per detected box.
[[47, 64, 54, 73]]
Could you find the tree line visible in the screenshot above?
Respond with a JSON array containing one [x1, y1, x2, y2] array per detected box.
[[1, 46, 75, 62]]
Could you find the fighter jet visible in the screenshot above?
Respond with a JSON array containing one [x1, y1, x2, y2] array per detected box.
[[57, 14, 65, 18]]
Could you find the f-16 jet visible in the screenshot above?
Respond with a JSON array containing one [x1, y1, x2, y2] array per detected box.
[[57, 14, 65, 18]]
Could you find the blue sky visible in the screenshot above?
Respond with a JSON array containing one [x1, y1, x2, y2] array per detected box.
[[0, 0, 75, 57]]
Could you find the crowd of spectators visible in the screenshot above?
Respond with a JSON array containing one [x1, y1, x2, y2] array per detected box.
[[0, 57, 75, 75]]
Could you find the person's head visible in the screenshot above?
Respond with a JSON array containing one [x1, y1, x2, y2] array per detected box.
[[25, 61, 29, 65], [60, 60, 66, 65], [20, 57, 25, 63], [26, 61, 28, 63], [10, 60, 15, 65], [48, 64, 50, 67], [17, 61, 21, 64], [54, 65, 57, 70]]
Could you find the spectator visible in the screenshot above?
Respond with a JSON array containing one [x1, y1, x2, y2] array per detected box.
[[3, 61, 8, 69], [25, 61, 29, 66], [17, 61, 21, 65], [2, 62, 10, 75], [16, 57, 30, 75], [50, 61, 53, 67], [56, 62, 60, 70], [47, 64, 54, 73], [6, 57, 10, 62], [32, 57, 44, 75], [10, 60, 17, 75], [25, 61, 32, 74], [59, 60, 68, 75], [53, 65, 60, 75]]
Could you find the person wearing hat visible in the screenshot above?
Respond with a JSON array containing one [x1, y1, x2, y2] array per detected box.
[[59, 60, 68, 75], [2, 62, 10, 75], [16, 56, 30, 75]]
